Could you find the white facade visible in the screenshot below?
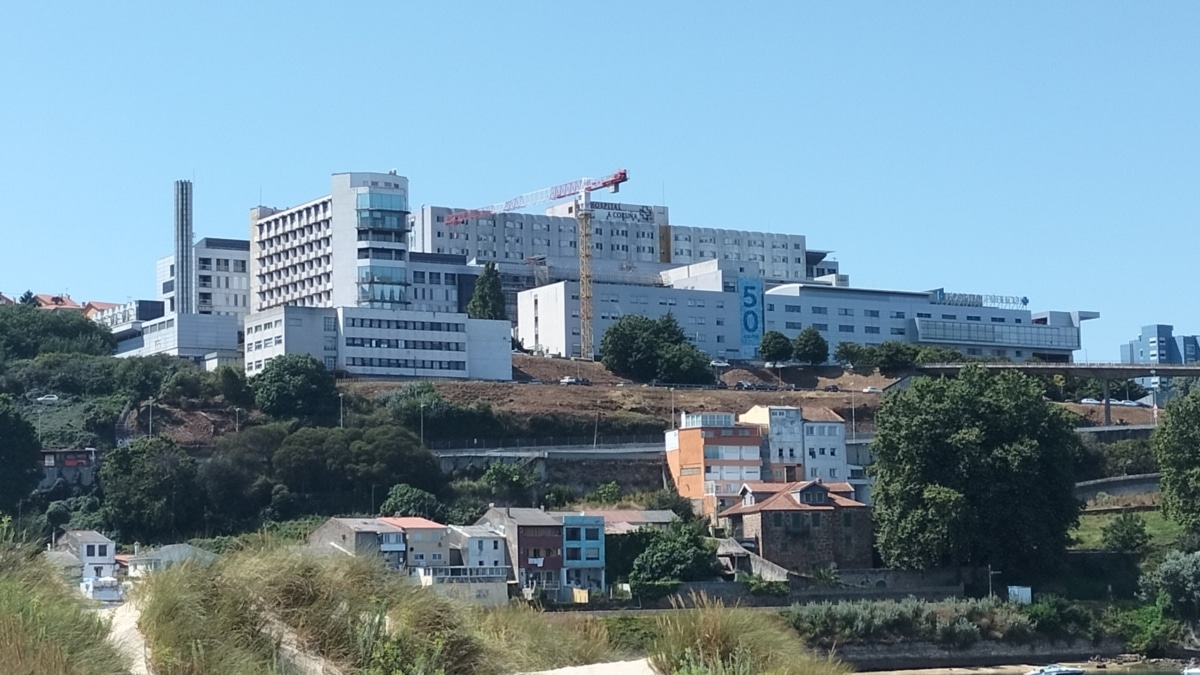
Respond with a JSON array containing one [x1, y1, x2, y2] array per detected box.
[[517, 262, 1095, 363], [243, 305, 511, 381], [659, 225, 837, 282], [448, 525, 508, 569], [114, 313, 241, 364], [157, 238, 252, 326], [59, 530, 117, 580]]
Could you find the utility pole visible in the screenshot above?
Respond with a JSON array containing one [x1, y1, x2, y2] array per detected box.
[[148, 398, 154, 437], [339, 393, 344, 428], [420, 402, 426, 445]]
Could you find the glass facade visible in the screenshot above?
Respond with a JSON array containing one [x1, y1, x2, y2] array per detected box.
[[915, 319, 1080, 350], [357, 264, 407, 308], [357, 191, 408, 212]]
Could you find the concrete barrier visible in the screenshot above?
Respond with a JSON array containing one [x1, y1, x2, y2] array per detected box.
[[1074, 473, 1160, 501]]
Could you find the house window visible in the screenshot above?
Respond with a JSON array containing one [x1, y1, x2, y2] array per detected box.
[[493, 540, 500, 550], [811, 513, 821, 527], [86, 544, 95, 557], [585, 528, 600, 541], [890, 311, 905, 319], [772, 512, 783, 527], [565, 527, 581, 541], [585, 547, 601, 561], [838, 308, 853, 316], [566, 548, 582, 561], [98, 544, 108, 557]]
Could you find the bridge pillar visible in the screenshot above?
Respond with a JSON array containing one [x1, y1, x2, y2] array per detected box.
[[1103, 380, 1111, 426]]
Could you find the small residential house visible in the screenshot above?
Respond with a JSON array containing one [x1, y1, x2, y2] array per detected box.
[[477, 507, 564, 593], [57, 530, 117, 579], [664, 412, 764, 519], [559, 513, 606, 591], [307, 518, 407, 569], [43, 549, 84, 581], [127, 543, 217, 578], [415, 525, 511, 607], [572, 509, 680, 535], [33, 294, 83, 311], [738, 405, 870, 504], [379, 517, 449, 571], [0, 293, 14, 306], [718, 481, 873, 574], [39, 447, 98, 491], [445, 525, 509, 570]]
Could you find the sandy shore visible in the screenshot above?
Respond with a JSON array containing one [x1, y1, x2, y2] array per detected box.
[[524, 661, 1166, 675]]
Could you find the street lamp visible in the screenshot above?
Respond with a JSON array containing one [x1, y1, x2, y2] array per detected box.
[[234, 407, 242, 433], [147, 397, 155, 437], [670, 387, 677, 429], [988, 564, 1002, 597], [339, 393, 345, 428], [420, 402, 426, 445]]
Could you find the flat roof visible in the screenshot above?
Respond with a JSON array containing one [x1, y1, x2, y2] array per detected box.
[[198, 237, 250, 252]]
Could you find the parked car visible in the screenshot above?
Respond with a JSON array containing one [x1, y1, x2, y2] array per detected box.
[[862, 387, 883, 394], [577, 377, 592, 386], [715, 380, 728, 389], [36, 394, 59, 403], [709, 360, 731, 368], [527, 379, 543, 385], [1117, 399, 1140, 407], [616, 380, 633, 387], [1079, 398, 1101, 405], [735, 380, 755, 391], [822, 385, 840, 392], [559, 376, 578, 385]]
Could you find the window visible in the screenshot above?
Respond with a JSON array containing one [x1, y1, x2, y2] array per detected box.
[[967, 315, 981, 322], [585, 547, 601, 561], [585, 528, 600, 541], [566, 548, 582, 561], [86, 544, 95, 557], [811, 512, 821, 528], [865, 326, 880, 334], [493, 540, 500, 550], [839, 325, 854, 333], [843, 512, 853, 528], [864, 309, 880, 318], [324, 316, 336, 332], [838, 308, 854, 316], [233, 259, 247, 273], [785, 321, 803, 330], [565, 527, 581, 541], [772, 512, 783, 527], [991, 317, 1006, 323], [784, 304, 802, 313], [890, 311, 905, 319], [412, 271, 426, 284], [916, 312, 931, 318], [812, 323, 828, 331], [811, 306, 828, 315], [890, 327, 906, 335], [941, 314, 956, 320]]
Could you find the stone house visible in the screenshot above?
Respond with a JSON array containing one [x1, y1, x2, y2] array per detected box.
[[718, 480, 872, 573]]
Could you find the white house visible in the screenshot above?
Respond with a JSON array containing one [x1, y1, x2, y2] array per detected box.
[[57, 530, 117, 579], [127, 543, 218, 578]]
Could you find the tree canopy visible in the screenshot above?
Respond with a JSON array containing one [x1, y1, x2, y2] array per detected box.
[[379, 483, 445, 521], [792, 327, 828, 365], [466, 261, 507, 321], [600, 314, 713, 385], [1154, 390, 1200, 531], [0, 394, 40, 512], [759, 331, 793, 363], [870, 366, 1081, 573], [251, 354, 339, 423], [0, 304, 116, 361], [100, 436, 204, 543]]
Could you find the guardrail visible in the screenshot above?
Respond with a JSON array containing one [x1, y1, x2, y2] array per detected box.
[[425, 435, 663, 451]]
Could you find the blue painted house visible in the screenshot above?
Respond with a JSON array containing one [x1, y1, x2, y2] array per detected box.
[[557, 513, 606, 591]]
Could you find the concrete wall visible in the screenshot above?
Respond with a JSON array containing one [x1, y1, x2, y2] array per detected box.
[[837, 639, 1124, 671], [1074, 473, 1160, 501], [660, 581, 963, 608]]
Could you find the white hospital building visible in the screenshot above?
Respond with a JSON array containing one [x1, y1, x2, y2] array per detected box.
[[243, 172, 511, 380]]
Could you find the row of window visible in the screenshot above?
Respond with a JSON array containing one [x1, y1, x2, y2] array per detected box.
[[410, 271, 459, 285], [344, 337, 466, 352], [564, 527, 602, 541], [247, 336, 283, 351], [345, 318, 466, 332], [197, 257, 248, 273], [346, 357, 466, 370]]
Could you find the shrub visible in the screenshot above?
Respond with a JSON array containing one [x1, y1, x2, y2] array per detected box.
[[631, 578, 681, 600], [1102, 512, 1151, 554], [742, 574, 789, 597], [603, 616, 659, 654], [1103, 604, 1181, 656], [936, 616, 980, 649], [649, 593, 847, 675], [1022, 595, 1094, 643]]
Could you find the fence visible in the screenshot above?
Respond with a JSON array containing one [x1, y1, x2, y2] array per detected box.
[[426, 434, 663, 451]]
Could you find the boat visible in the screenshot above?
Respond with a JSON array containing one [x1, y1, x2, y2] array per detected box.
[[1026, 665, 1085, 675]]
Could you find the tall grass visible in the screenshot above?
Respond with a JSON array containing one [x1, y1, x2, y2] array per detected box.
[[649, 592, 847, 675], [137, 546, 617, 675], [0, 544, 130, 675]]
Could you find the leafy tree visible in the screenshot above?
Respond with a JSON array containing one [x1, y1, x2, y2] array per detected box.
[[0, 304, 116, 361], [212, 365, 254, 408], [251, 354, 339, 423], [759, 331, 793, 363], [656, 342, 713, 385], [643, 489, 696, 522], [792, 327, 828, 365], [542, 484, 576, 508], [466, 261, 507, 321], [18, 290, 34, 305], [629, 522, 720, 587], [272, 426, 353, 497], [100, 437, 204, 542], [0, 394, 40, 512], [1154, 390, 1200, 531], [915, 345, 965, 364], [481, 462, 537, 506], [1102, 512, 1151, 554], [606, 528, 660, 582], [158, 367, 206, 407], [1105, 439, 1158, 476], [871, 366, 1081, 573], [600, 314, 712, 385], [1168, 378, 1200, 399], [872, 341, 920, 371], [1141, 550, 1200, 619], [198, 425, 287, 530], [379, 483, 445, 521], [346, 425, 445, 505], [833, 342, 865, 367], [587, 481, 623, 504]]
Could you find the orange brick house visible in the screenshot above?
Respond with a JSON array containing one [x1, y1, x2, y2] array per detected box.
[[665, 412, 763, 518]]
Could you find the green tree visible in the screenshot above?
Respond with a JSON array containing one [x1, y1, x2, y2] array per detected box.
[[873, 341, 920, 371], [1142, 550, 1200, 619], [466, 261, 507, 321], [0, 394, 40, 512], [792, 326, 828, 365], [100, 436, 204, 542], [212, 365, 254, 408], [1104, 439, 1158, 476], [600, 314, 713, 385], [481, 462, 537, 506], [1154, 390, 1200, 531], [379, 483, 445, 521], [871, 366, 1081, 573], [251, 354, 339, 423], [1102, 512, 1152, 554], [915, 345, 965, 364], [0, 303, 116, 361], [629, 523, 720, 586], [833, 342, 865, 367], [759, 331, 793, 363], [198, 425, 287, 530], [643, 489, 696, 522], [18, 290, 35, 305], [157, 366, 206, 407]]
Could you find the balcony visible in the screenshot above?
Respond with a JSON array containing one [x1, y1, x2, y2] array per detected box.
[[414, 566, 509, 584]]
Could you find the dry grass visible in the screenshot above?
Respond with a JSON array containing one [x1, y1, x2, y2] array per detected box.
[[474, 605, 615, 673], [648, 592, 848, 675], [0, 544, 130, 675]]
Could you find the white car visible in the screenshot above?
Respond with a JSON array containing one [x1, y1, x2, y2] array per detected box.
[[862, 387, 883, 394], [36, 394, 59, 403], [1118, 399, 1140, 407], [1079, 398, 1101, 405], [709, 360, 731, 368]]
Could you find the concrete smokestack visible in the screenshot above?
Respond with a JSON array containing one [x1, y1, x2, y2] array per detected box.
[[174, 180, 194, 315]]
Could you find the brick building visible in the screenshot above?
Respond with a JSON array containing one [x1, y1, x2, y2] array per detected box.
[[664, 412, 763, 518], [476, 507, 564, 592], [718, 480, 872, 573]]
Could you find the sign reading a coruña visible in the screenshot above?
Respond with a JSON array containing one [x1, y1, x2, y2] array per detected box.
[[591, 201, 657, 223]]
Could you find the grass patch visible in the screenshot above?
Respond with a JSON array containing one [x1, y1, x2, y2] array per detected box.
[[650, 592, 847, 675], [1070, 509, 1182, 551], [0, 544, 130, 675], [137, 545, 617, 675]]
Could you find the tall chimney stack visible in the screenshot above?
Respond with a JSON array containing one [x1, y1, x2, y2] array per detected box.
[[174, 180, 194, 315]]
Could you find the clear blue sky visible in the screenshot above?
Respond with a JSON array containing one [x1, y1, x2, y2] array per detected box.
[[2, 2, 1197, 359]]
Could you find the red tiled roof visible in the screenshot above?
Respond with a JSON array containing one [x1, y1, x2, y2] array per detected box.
[[720, 480, 866, 517], [34, 294, 82, 310], [378, 516, 446, 530]]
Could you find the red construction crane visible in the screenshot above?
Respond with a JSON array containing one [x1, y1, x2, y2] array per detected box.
[[444, 169, 629, 360]]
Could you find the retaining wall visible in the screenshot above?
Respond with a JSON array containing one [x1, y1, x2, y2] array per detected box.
[[1074, 473, 1160, 501], [838, 638, 1125, 671]]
